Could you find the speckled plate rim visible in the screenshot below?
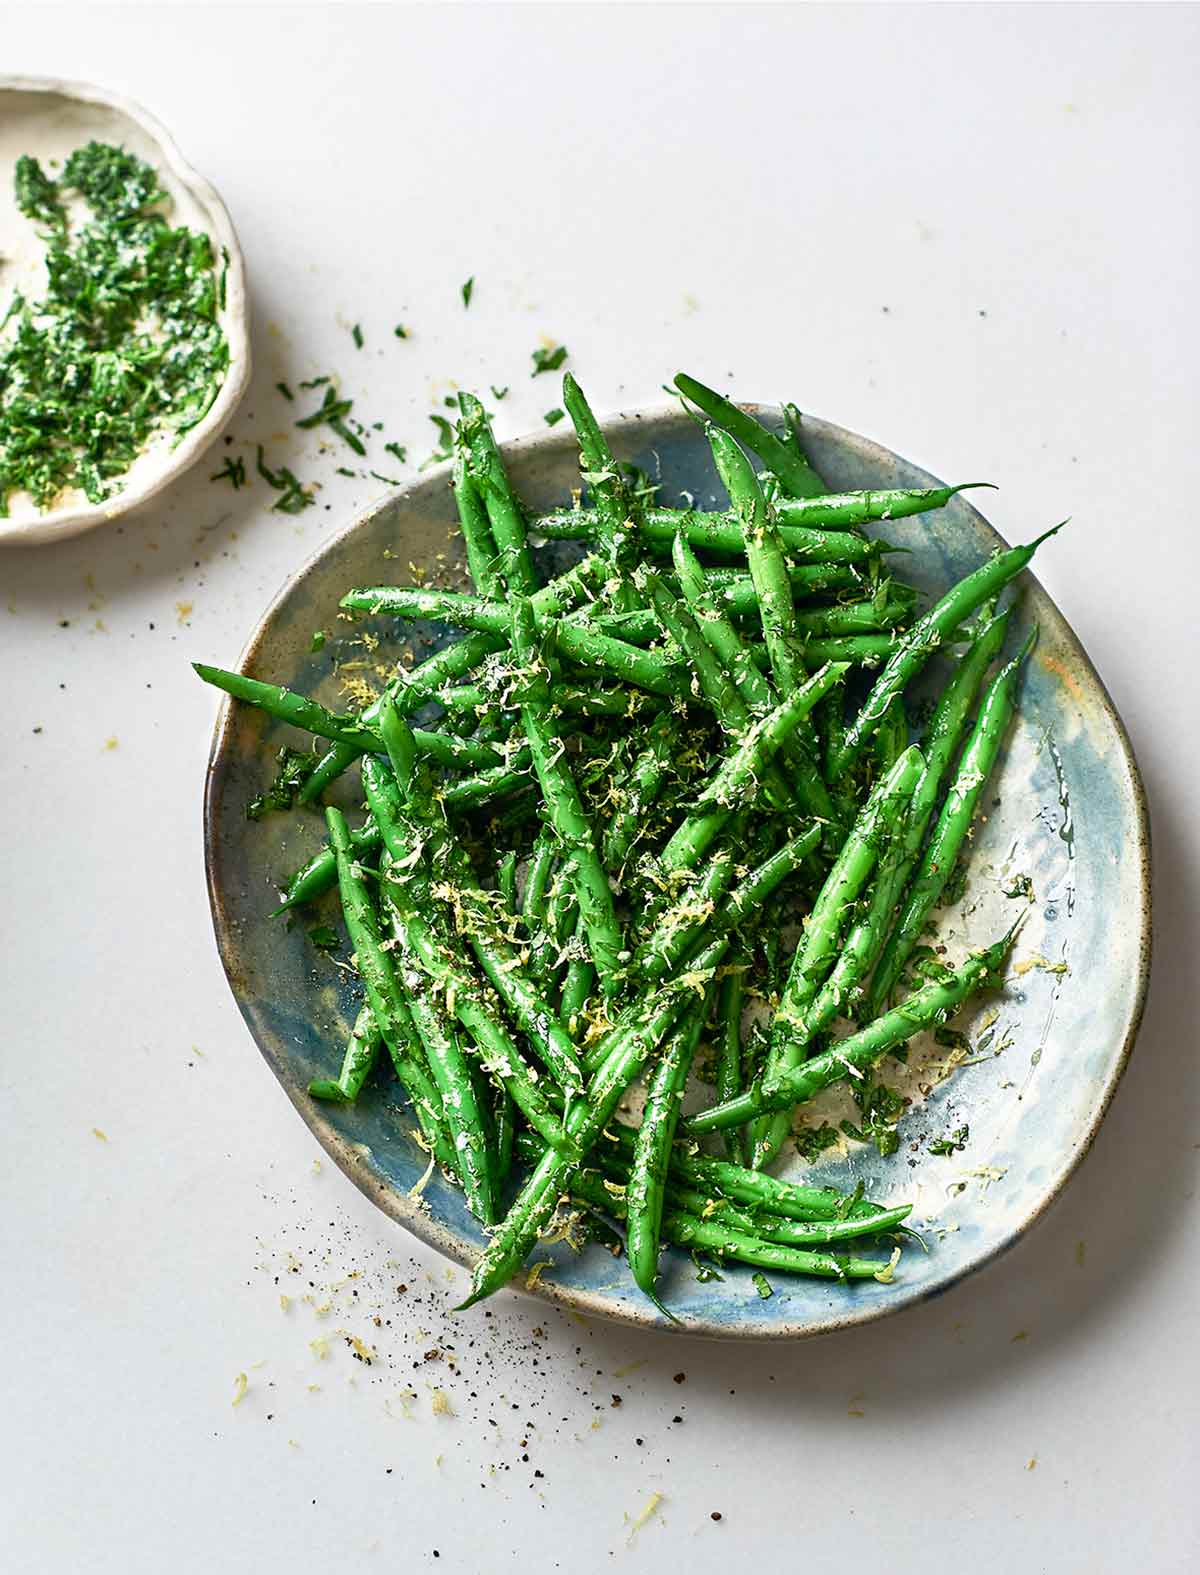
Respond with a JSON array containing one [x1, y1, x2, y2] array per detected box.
[[203, 405, 1152, 1339], [0, 74, 251, 547]]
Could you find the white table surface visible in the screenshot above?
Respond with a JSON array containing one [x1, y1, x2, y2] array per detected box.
[[3, 5, 1197, 1571]]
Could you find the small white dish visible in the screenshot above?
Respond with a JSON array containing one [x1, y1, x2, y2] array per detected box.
[[0, 76, 250, 546]]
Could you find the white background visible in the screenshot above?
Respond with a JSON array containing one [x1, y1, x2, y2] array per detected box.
[[2, 4, 1197, 1572]]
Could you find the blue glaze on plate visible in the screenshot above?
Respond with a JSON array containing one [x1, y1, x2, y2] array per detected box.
[[202, 405, 1150, 1338]]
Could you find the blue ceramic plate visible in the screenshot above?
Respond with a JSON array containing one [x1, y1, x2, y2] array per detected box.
[[203, 406, 1150, 1338]]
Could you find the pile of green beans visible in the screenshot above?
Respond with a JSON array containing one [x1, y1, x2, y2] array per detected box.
[[195, 369, 1050, 1313]]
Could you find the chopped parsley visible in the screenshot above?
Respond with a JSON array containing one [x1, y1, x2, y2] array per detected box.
[[841, 1080, 906, 1158], [393, 323, 409, 339], [276, 381, 294, 401], [460, 276, 474, 308], [531, 344, 568, 375], [544, 407, 565, 425], [295, 383, 366, 455], [351, 323, 364, 349], [419, 413, 455, 470], [384, 441, 407, 464], [490, 385, 509, 400], [929, 1125, 970, 1156], [210, 455, 246, 489], [299, 374, 330, 389], [256, 445, 313, 513], [246, 745, 318, 819], [1, 141, 230, 515], [793, 1123, 841, 1161], [369, 470, 402, 485]]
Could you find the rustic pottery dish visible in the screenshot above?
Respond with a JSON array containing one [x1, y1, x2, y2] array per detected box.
[[203, 405, 1150, 1337], [0, 75, 249, 546]]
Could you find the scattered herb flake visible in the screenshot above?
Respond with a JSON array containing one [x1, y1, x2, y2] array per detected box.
[[299, 374, 331, 390], [929, 1125, 970, 1156], [256, 445, 314, 514], [531, 344, 568, 376], [419, 413, 455, 471], [276, 382, 295, 402], [384, 441, 407, 464], [310, 630, 327, 653], [543, 407, 565, 426], [210, 456, 246, 489], [295, 384, 366, 455], [369, 470, 402, 486], [247, 746, 318, 819], [793, 1123, 841, 1161], [490, 385, 509, 401], [308, 924, 341, 952], [393, 323, 409, 339], [351, 323, 364, 349], [460, 276, 474, 308]]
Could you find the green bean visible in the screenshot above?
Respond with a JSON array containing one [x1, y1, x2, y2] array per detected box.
[[601, 712, 679, 878], [774, 482, 993, 531], [709, 426, 806, 697], [341, 588, 686, 698], [753, 744, 924, 1166], [568, 1170, 895, 1281], [686, 926, 1019, 1133], [533, 506, 876, 563], [670, 1189, 911, 1248], [457, 936, 729, 1308], [574, 1140, 913, 1245], [308, 1004, 382, 1103], [324, 808, 457, 1172], [653, 664, 837, 875], [497, 850, 518, 914], [869, 630, 1035, 1010], [714, 967, 749, 1165], [452, 447, 501, 597], [193, 663, 523, 773], [635, 822, 822, 988], [599, 1126, 888, 1223], [273, 823, 382, 915], [671, 533, 837, 824], [562, 372, 639, 578], [492, 1083, 515, 1189], [522, 831, 555, 934], [436, 679, 667, 721], [827, 527, 1060, 781], [674, 372, 828, 499], [297, 631, 500, 804], [627, 996, 712, 1301], [874, 697, 908, 773], [509, 594, 625, 995], [381, 863, 573, 1150], [550, 482, 992, 534], [439, 763, 534, 809], [690, 662, 848, 813], [566, 585, 912, 653], [457, 392, 538, 594], [364, 738, 586, 1097], [560, 920, 594, 1036], [637, 562, 797, 826], [802, 606, 1012, 1031], [384, 865, 497, 1225]]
